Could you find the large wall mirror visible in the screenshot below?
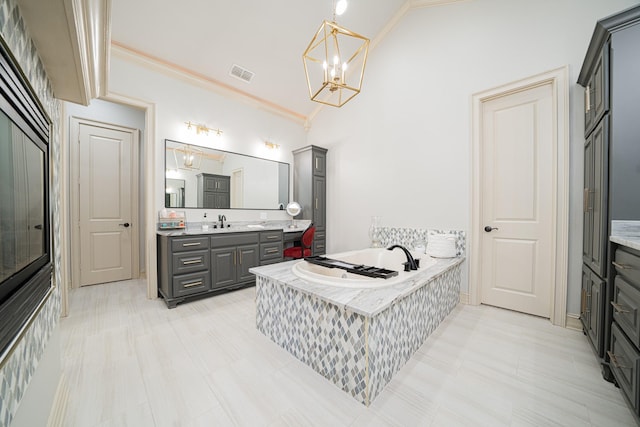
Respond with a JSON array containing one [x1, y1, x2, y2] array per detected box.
[[165, 139, 289, 210]]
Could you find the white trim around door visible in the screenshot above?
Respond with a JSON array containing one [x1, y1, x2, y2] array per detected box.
[[470, 66, 570, 327]]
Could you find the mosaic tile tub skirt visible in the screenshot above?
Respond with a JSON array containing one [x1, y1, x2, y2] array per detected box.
[[255, 263, 461, 405]]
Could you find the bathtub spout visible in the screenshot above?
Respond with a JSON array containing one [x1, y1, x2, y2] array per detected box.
[[387, 245, 420, 271]]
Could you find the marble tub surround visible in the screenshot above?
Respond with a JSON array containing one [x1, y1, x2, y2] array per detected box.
[[157, 219, 311, 236], [610, 220, 640, 251], [252, 251, 463, 405]]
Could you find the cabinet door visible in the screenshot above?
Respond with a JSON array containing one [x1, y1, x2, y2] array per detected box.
[[237, 244, 259, 282], [583, 117, 609, 278], [313, 177, 326, 229], [584, 75, 595, 135], [584, 46, 609, 137], [211, 248, 236, 289], [581, 265, 591, 332], [588, 274, 604, 353], [214, 192, 230, 209], [313, 150, 326, 176], [213, 176, 230, 192]]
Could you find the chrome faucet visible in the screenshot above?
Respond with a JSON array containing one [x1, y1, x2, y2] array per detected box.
[[387, 245, 420, 271], [218, 214, 226, 228]]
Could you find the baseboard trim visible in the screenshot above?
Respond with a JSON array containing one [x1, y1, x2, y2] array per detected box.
[[566, 313, 582, 331], [47, 373, 69, 427], [459, 292, 470, 304]]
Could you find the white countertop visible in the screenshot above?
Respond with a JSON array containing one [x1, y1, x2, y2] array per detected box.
[[157, 220, 311, 237], [610, 220, 640, 251], [250, 255, 464, 317]]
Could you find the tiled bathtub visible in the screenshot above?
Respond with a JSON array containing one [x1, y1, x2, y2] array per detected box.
[[252, 252, 463, 405]]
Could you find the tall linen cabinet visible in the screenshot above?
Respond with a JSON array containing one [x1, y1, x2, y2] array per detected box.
[[293, 145, 327, 255], [578, 5, 640, 379]]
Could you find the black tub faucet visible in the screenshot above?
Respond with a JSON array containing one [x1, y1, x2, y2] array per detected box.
[[387, 245, 420, 271]]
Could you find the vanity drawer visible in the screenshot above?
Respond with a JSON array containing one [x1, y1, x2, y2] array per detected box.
[[609, 322, 640, 412], [173, 250, 209, 275], [211, 232, 259, 248], [614, 247, 640, 286], [613, 276, 640, 347], [260, 242, 283, 261], [173, 271, 210, 298], [171, 236, 209, 252], [260, 230, 283, 243]]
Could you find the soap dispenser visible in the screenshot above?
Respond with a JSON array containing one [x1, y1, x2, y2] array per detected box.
[[202, 212, 209, 231]]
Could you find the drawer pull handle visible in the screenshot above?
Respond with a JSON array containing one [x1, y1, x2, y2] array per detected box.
[[613, 261, 632, 270], [182, 242, 201, 247], [265, 249, 278, 254], [608, 350, 629, 370], [182, 259, 201, 265], [266, 236, 279, 240], [183, 280, 203, 288], [611, 301, 630, 314]]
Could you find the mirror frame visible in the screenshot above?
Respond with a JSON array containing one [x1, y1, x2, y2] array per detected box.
[[164, 139, 290, 210]]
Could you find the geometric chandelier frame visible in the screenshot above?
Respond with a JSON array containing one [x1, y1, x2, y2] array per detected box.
[[303, 20, 370, 107]]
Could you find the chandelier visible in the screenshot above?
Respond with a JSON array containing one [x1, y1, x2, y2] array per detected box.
[[302, 1, 370, 107]]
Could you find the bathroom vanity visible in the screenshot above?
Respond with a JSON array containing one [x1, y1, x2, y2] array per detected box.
[[156, 224, 307, 308]]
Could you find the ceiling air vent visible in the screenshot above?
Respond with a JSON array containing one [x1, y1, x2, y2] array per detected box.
[[229, 64, 254, 83]]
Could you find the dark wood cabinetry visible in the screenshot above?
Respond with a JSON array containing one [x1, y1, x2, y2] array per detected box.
[[293, 145, 327, 255], [157, 230, 283, 308]]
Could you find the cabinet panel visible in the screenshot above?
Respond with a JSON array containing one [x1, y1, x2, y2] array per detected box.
[[171, 236, 209, 252], [614, 248, 640, 285], [260, 242, 282, 261], [260, 230, 282, 243], [582, 117, 609, 278], [313, 150, 326, 176], [313, 177, 326, 229], [582, 264, 604, 356], [172, 271, 210, 298], [211, 248, 236, 289], [172, 249, 209, 275], [237, 244, 259, 282], [613, 276, 640, 348], [211, 232, 259, 248], [610, 322, 640, 412]]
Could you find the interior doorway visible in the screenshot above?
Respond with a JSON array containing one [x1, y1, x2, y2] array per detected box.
[[70, 118, 140, 287], [470, 67, 569, 326]]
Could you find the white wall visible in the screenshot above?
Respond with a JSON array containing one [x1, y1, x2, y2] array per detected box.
[[108, 53, 307, 224], [306, 0, 639, 315]]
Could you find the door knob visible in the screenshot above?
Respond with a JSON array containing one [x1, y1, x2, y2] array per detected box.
[[484, 226, 498, 232], [119, 222, 130, 228]]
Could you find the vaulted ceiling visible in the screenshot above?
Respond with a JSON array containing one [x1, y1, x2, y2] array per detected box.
[[110, 0, 450, 121]]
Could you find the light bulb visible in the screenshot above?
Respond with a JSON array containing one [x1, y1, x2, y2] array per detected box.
[[335, 0, 347, 16], [343, 62, 348, 70], [323, 61, 328, 70], [333, 55, 339, 65]]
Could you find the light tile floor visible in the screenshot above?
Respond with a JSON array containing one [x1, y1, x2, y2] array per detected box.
[[58, 279, 637, 426]]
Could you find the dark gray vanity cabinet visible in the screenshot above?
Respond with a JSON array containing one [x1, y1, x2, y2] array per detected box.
[[210, 233, 259, 290], [259, 230, 284, 265], [578, 4, 640, 387], [197, 173, 230, 209], [158, 230, 282, 308], [157, 235, 211, 307], [293, 145, 327, 255], [610, 244, 640, 416]]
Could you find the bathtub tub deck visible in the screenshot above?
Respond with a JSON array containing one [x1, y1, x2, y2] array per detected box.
[[250, 253, 463, 405]]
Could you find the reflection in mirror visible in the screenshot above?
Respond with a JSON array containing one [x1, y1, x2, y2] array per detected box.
[[165, 139, 290, 210], [165, 178, 185, 208]]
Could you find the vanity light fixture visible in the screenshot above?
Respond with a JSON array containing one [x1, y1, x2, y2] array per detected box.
[[185, 120, 223, 136], [302, 0, 369, 107], [264, 141, 280, 150]]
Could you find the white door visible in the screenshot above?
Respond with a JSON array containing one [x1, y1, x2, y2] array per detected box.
[[231, 168, 244, 208], [78, 122, 135, 286], [480, 82, 554, 318]]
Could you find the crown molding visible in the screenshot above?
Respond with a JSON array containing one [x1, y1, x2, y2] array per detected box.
[[16, 0, 110, 105]]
